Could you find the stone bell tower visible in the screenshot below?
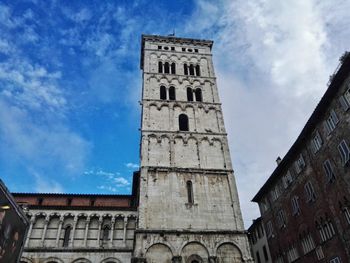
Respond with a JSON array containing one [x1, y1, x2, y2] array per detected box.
[[132, 35, 253, 263]]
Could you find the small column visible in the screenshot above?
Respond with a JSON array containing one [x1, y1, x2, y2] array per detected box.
[[98, 217, 103, 246], [83, 217, 90, 247], [131, 258, 147, 263], [55, 216, 64, 247], [25, 216, 35, 247], [110, 217, 115, 247], [123, 217, 128, 244], [41, 216, 50, 246], [172, 256, 182, 263], [209, 256, 217, 263], [69, 216, 78, 247]]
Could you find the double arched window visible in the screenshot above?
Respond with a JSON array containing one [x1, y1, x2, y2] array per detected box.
[[184, 63, 200, 76], [179, 114, 189, 131], [63, 225, 71, 247], [158, 61, 176, 74], [160, 86, 176, 101], [187, 88, 202, 102], [187, 181, 194, 204], [102, 225, 110, 242]]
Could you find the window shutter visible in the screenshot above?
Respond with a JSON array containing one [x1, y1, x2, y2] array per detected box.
[[339, 95, 349, 111]]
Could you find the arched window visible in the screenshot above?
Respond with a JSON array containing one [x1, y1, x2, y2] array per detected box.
[[63, 225, 71, 247], [179, 114, 189, 131], [187, 181, 194, 204], [102, 225, 110, 242], [187, 87, 193, 101], [195, 65, 201, 76], [184, 64, 188, 75], [169, 86, 176, 100], [160, 86, 167, 100], [158, 61, 163, 73], [189, 64, 195, 76], [171, 62, 176, 74], [195, 88, 202, 102], [164, 62, 170, 74]]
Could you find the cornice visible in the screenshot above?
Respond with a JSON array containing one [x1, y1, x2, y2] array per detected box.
[[141, 166, 233, 174], [141, 130, 227, 136]]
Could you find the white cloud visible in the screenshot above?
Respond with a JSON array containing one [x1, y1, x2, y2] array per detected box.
[[125, 162, 139, 169], [188, 0, 350, 227], [33, 172, 64, 193]]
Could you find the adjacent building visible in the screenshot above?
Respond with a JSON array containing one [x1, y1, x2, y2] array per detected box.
[[252, 52, 350, 263], [247, 217, 271, 263], [13, 35, 253, 263]]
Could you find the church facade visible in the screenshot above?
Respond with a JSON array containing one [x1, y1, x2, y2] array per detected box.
[[13, 35, 252, 263]]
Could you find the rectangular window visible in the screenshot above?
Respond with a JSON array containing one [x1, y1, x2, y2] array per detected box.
[[330, 257, 342, 263], [311, 132, 323, 154], [338, 140, 350, 165], [301, 234, 315, 254], [291, 196, 300, 216], [266, 220, 273, 238], [325, 110, 339, 134], [286, 245, 299, 262], [171, 46, 175, 51], [263, 245, 269, 261], [260, 198, 270, 213], [343, 207, 350, 225], [158, 45, 162, 50], [318, 219, 335, 242], [256, 251, 261, 263], [316, 246, 324, 260], [323, 159, 336, 182], [270, 186, 280, 202], [277, 210, 287, 228], [295, 154, 306, 174], [304, 182, 316, 202], [282, 171, 293, 188], [275, 256, 284, 263], [339, 86, 350, 111]]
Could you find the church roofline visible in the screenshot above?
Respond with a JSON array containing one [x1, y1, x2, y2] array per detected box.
[[140, 34, 213, 69], [252, 52, 350, 202]]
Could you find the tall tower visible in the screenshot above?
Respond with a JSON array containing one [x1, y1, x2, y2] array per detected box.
[[133, 35, 252, 263]]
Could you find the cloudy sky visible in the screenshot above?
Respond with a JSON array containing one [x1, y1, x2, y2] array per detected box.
[[0, 0, 349, 227]]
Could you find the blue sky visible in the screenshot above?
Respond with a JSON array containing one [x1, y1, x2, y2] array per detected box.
[[0, 0, 349, 227]]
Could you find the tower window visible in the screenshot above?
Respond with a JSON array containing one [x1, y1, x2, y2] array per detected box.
[[171, 62, 176, 74], [160, 86, 167, 100], [102, 225, 110, 242], [186, 181, 194, 204], [189, 64, 195, 76], [194, 49, 198, 53], [63, 225, 72, 247], [169, 86, 176, 100], [187, 88, 193, 101], [158, 61, 163, 73], [164, 62, 170, 74], [184, 64, 188, 75], [195, 65, 201, 76], [171, 47, 175, 51], [182, 47, 186, 51], [195, 88, 202, 102], [158, 46, 162, 50], [179, 114, 189, 131]]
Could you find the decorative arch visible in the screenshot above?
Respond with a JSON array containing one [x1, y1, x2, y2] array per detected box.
[[100, 258, 122, 263], [72, 258, 92, 263], [216, 242, 243, 263], [42, 257, 64, 263], [146, 243, 173, 263], [20, 257, 33, 263], [180, 242, 209, 262]]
